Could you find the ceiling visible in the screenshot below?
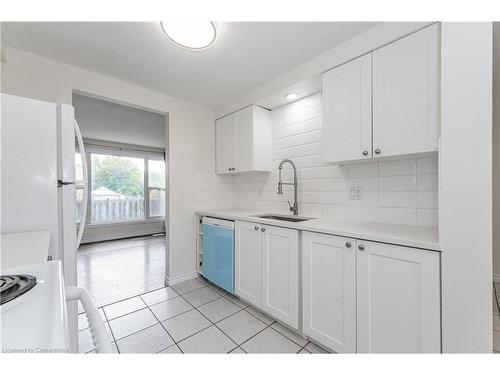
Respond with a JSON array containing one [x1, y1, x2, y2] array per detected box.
[[1, 22, 378, 109]]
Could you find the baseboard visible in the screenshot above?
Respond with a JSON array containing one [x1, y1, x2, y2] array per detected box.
[[164, 271, 199, 286], [81, 228, 163, 244], [493, 273, 500, 283]]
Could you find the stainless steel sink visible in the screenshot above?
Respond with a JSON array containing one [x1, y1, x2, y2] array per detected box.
[[252, 214, 314, 223]]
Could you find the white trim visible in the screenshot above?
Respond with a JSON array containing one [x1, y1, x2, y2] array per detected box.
[[164, 272, 199, 286], [84, 217, 164, 229], [494, 274, 500, 284], [81, 226, 164, 244]]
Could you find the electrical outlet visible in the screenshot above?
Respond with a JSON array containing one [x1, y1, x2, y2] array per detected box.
[[349, 186, 363, 200]]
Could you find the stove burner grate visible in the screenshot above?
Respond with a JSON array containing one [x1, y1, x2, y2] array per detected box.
[[0, 274, 37, 305]]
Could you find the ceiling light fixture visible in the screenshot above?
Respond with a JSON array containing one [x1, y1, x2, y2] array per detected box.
[[285, 92, 299, 100], [160, 21, 217, 50]]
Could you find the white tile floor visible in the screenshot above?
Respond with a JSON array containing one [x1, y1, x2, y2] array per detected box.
[[79, 276, 330, 354]]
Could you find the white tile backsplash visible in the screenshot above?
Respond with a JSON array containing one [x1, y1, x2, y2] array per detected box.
[[197, 93, 439, 228]]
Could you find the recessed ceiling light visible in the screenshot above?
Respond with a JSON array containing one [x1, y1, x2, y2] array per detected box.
[[285, 92, 299, 100], [160, 21, 217, 50]]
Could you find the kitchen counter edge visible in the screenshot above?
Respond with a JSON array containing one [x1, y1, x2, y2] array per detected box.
[[195, 210, 441, 252]]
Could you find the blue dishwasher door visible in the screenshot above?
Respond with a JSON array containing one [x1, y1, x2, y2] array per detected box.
[[203, 223, 235, 293]]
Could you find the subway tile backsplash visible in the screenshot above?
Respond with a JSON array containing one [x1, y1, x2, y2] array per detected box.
[[196, 92, 439, 228]]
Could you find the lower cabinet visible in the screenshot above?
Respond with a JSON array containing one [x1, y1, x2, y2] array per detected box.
[[234, 221, 262, 306], [302, 231, 441, 353], [302, 232, 357, 353], [356, 240, 441, 353], [235, 220, 299, 329]]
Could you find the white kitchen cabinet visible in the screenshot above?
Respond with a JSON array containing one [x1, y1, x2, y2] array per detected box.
[[261, 225, 299, 329], [356, 240, 441, 353], [322, 54, 372, 163], [302, 232, 356, 353], [215, 114, 236, 174], [321, 24, 439, 164], [215, 105, 272, 174], [235, 220, 300, 328], [302, 231, 441, 353], [372, 24, 439, 158], [235, 221, 262, 306]]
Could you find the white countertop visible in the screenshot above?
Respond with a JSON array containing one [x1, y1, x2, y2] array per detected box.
[[195, 209, 440, 251], [1, 230, 51, 269]]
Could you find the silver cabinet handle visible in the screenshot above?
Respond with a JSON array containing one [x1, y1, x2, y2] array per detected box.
[[362, 150, 368, 156], [345, 242, 352, 248], [374, 149, 381, 154], [254, 226, 259, 230], [358, 244, 365, 251], [261, 227, 266, 232]]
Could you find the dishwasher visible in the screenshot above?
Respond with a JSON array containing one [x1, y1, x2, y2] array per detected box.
[[202, 217, 235, 294]]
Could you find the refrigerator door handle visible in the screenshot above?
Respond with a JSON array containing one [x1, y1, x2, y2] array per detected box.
[[74, 119, 88, 249], [57, 180, 75, 187]]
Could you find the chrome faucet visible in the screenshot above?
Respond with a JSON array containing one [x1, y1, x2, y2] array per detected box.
[[277, 158, 299, 215]]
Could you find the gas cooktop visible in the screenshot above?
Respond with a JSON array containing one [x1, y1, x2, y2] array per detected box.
[[0, 274, 37, 305]]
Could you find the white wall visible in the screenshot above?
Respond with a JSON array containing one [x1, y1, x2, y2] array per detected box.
[[494, 94, 500, 281], [440, 23, 493, 352], [73, 93, 166, 148], [0, 45, 215, 283], [197, 93, 439, 227], [492, 23, 500, 281]]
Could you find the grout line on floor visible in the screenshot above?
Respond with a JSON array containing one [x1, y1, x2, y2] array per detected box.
[[494, 282, 500, 314], [174, 287, 242, 352], [138, 293, 181, 354]]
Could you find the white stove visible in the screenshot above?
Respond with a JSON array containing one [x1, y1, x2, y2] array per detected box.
[[0, 261, 70, 353]]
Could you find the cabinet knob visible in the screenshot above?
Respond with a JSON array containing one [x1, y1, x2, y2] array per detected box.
[[374, 149, 381, 155], [345, 242, 352, 248], [358, 244, 365, 251], [261, 227, 266, 232], [362, 150, 368, 156], [228, 168, 231, 171], [254, 226, 259, 230]]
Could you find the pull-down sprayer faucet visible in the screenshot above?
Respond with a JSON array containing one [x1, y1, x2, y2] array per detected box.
[[277, 158, 299, 215]]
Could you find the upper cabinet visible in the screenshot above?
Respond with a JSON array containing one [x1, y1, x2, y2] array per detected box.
[[215, 105, 272, 174], [322, 54, 372, 163], [372, 25, 439, 158], [322, 24, 439, 164]]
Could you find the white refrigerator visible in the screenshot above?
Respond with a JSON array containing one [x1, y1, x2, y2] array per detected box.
[[1, 93, 88, 351]]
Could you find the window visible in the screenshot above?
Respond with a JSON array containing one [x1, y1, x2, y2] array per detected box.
[[148, 159, 166, 217], [91, 154, 145, 223], [79, 144, 166, 225]]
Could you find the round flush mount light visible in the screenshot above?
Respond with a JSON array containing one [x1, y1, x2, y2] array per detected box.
[[160, 21, 217, 50], [285, 92, 299, 100]]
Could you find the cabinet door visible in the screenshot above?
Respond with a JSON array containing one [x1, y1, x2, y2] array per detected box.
[[372, 24, 439, 158], [261, 225, 299, 328], [235, 221, 262, 306], [322, 54, 372, 163], [216, 114, 236, 174], [235, 106, 254, 172], [302, 232, 357, 353], [356, 240, 441, 353]]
